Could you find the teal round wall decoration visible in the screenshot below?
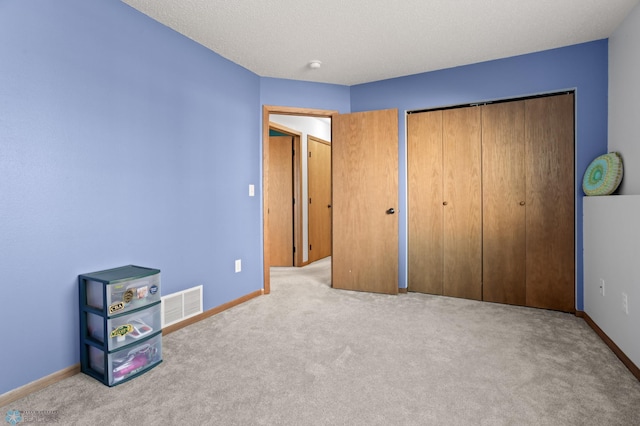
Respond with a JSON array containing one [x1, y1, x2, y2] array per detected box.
[[582, 152, 623, 196]]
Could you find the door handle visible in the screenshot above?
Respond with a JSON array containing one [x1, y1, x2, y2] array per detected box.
[[328, 204, 332, 208], [386, 208, 395, 215]]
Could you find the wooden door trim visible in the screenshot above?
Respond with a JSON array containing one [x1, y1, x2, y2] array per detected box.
[[262, 105, 338, 294], [308, 135, 331, 146], [269, 122, 303, 267]]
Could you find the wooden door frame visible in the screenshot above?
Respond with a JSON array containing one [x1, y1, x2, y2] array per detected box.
[[262, 105, 337, 294], [268, 122, 303, 267]]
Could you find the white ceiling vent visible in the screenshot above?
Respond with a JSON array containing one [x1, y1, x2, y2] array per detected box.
[[161, 285, 203, 328]]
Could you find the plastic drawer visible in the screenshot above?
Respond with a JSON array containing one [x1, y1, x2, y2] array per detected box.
[[86, 273, 161, 316], [86, 302, 161, 351], [89, 333, 162, 386]]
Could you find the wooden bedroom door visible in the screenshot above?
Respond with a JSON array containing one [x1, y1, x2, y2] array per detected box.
[[308, 136, 332, 263], [268, 135, 294, 266], [332, 109, 398, 295]]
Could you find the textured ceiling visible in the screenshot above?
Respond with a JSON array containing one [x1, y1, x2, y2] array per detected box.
[[121, 0, 640, 86]]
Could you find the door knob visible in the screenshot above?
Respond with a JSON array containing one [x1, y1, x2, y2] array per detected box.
[[386, 208, 395, 215], [443, 201, 448, 206], [328, 204, 332, 208], [519, 201, 526, 206]]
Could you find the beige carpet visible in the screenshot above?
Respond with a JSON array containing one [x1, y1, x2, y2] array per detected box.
[[3, 257, 640, 425]]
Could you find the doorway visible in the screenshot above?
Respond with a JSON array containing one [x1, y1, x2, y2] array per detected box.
[[262, 106, 336, 294], [263, 106, 399, 296]]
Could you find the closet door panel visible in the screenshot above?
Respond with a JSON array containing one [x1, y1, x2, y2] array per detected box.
[[525, 94, 575, 312], [408, 111, 444, 294], [443, 107, 482, 300], [482, 101, 526, 305]]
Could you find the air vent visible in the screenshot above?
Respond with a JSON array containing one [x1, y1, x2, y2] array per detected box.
[[161, 285, 203, 328]]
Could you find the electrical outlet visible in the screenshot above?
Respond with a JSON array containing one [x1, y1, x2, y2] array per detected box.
[[599, 279, 605, 296], [235, 259, 242, 273], [622, 292, 629, 315]]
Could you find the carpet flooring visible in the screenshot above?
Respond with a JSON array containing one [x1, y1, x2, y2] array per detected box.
[[2, 257, 640, 425]]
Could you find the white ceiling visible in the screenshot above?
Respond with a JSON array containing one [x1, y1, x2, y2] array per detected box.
[[122, 0, 640, 86]]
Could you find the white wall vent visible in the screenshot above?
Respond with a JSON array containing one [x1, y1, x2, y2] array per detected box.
[[161, 285, 203, 328]]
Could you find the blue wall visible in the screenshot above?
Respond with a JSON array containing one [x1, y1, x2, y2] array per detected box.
[[0, 0, 262, 394], [351, 40, 609, 311]]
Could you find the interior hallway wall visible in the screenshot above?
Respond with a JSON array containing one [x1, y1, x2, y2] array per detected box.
[[609, 1, 640, 194]]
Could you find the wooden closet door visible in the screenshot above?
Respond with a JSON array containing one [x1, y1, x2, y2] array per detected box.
[[482, 101, 527, 305], [443, 107, 482, 300], [525, 93, 575, 312], [407, 111, 443, 294]]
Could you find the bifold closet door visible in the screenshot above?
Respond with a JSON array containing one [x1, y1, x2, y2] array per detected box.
[[408, 111, 443, 294], [409, 94, 574, 311], [442, 107, 482, 300], [407, 107, 482, 300], [525, 94, 575, 312], [482, 101, 527, 305]]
